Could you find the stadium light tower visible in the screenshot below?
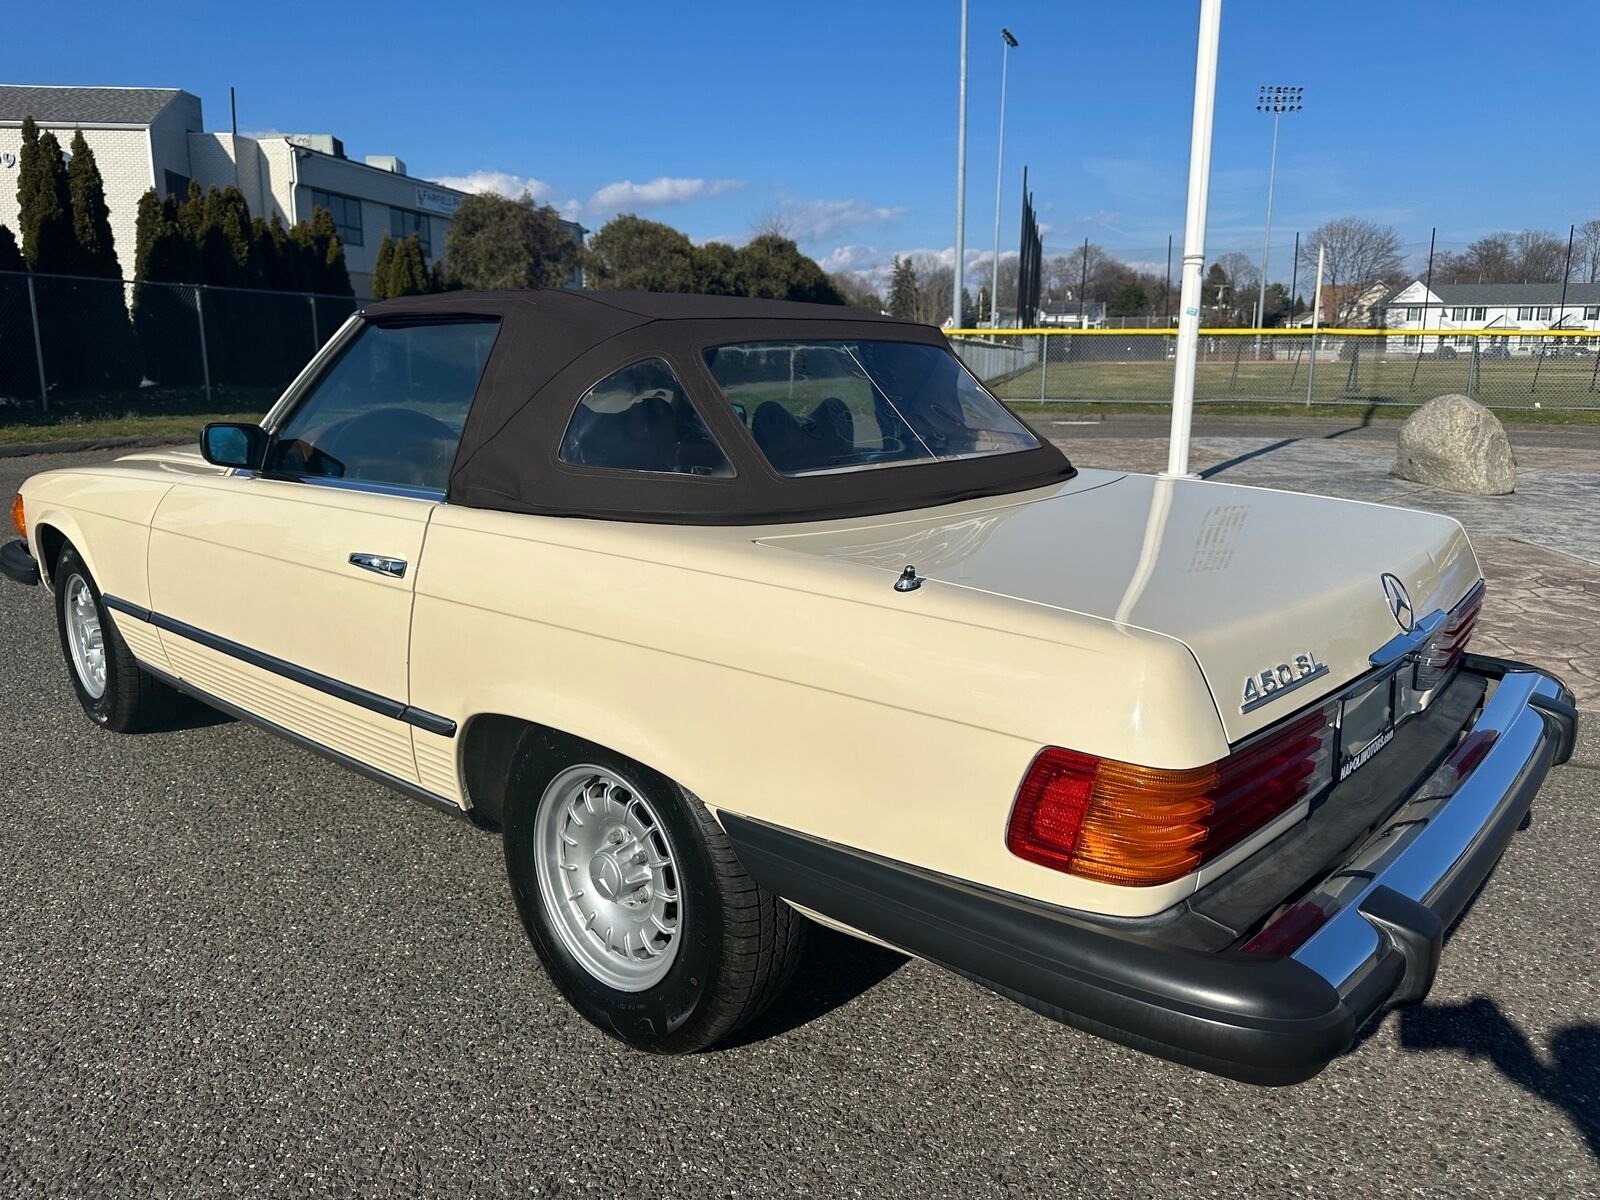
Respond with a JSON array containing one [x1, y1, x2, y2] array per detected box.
[[952, 0, 970, 329], [1254, 85, 1303, 334], [989, 27, 1019, 327]]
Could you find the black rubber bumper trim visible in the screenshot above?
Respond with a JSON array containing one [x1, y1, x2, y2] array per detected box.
[[101, 594, 457, 738], [1, 539, 39, 586], [721, 812, 1356, 1086]]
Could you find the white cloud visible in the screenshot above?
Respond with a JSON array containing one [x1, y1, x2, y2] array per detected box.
[[429, 170, 552, 200], [775, 197, 907, 243], [587, 176, 742, 214], [817, 243, 882, 273]]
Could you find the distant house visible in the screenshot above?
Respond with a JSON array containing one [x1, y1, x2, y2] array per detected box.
[[1378, 281, 1600, 353], [1036, 299, 1106, 328], [1284, 282, 1391, 328]]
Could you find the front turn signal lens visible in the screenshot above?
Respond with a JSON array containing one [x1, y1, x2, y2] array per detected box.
[[9, 493, 23, 540]]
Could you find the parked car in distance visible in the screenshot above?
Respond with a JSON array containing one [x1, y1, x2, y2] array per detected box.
[[2, 290, 1578, 1085]]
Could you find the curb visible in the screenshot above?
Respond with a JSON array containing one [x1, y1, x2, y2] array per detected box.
[[0, 435, 187, 459]]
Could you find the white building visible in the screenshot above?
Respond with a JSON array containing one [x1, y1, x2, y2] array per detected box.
[[1380, 281, 1600, 353], [0, 84, 583, 298]]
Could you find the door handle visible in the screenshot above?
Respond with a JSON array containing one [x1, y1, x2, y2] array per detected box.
[[348, 553, 407, 579]]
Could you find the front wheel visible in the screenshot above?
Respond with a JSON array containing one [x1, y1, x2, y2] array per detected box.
[[504, 730, 806, 1052], [53, 544, 179, 733]]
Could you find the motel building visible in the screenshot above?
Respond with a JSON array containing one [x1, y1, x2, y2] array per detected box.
[[0, 84, 583, 299], [1380, 280, 1600, 354]]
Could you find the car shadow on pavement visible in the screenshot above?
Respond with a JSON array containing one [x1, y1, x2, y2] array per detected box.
[[716, 926, 907, 1050], [1399, 997, 1600, 1160]]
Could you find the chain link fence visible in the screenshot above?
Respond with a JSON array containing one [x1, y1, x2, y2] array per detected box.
[[952, 329, 1600, 410], [0, 269, 358, 425]]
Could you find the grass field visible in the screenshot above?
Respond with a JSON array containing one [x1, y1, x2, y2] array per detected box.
[[988, 352, 1600, 411]]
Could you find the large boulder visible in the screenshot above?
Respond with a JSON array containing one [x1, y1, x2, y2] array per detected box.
[[1393, 394, 1516, 495]]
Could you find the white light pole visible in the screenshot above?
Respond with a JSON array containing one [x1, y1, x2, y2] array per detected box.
[[989, 28, 1019, 328], [953, 0, 970, 329], [1163, 0, 1223, 480], [1253, 85, 1302, 342]]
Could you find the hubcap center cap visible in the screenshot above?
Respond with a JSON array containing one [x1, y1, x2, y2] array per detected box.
[[589, 850, 625, 900]]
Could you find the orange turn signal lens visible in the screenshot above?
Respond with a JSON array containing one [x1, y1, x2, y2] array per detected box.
[[9, 493, 23, 540], [1007, 710, 1336, 887]]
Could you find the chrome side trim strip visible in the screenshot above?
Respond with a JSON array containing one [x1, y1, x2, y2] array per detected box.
[[101, 595, 456, 738]]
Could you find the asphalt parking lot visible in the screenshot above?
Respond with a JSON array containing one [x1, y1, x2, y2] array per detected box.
[[2, 437, 1597, 1199]]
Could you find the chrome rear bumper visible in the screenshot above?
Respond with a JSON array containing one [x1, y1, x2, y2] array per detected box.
[[1290, 656, 1577, 1013]]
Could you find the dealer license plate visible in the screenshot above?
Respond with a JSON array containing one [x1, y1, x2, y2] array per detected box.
[[1338, 676, 1397, 781]]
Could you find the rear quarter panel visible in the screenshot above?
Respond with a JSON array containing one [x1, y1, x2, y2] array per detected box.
[[410, 503, 1232, 918]]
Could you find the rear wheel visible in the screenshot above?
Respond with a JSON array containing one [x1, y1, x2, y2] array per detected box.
[[504, 729, 806, 1052], [53, 544, 179, 733]]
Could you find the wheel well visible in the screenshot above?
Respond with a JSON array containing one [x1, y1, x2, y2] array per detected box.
[[33, 523, 66, 585], [460, 714, 545, 829]]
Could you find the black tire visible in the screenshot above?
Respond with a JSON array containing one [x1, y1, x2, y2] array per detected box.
[[503, 728, 806, 1053], [53, 543, 180, 733]]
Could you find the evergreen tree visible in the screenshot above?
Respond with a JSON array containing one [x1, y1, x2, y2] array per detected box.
[[389, 235, 430, 297], [0, 224, 23, 272], [371, 233, 395, 300], [888, 256, 918, 319], [66, 130, 120, 277], [309, 206, 353, 296], [16, 118, 75, 273], [131, 187, 203, 385], [0, 225, 32, 399]]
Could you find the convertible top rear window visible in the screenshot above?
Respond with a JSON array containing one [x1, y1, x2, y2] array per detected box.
[[704, 340, 1040, 476]]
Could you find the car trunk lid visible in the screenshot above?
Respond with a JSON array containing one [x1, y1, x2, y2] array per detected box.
[[756, 470, 1480, 743]]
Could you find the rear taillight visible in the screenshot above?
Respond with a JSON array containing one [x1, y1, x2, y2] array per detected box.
[[1007, 709, 1335, 887], [1415, 580, 1484, 690]]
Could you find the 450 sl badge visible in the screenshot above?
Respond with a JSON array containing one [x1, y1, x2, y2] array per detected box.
[[1240, 652, 1329, 713]]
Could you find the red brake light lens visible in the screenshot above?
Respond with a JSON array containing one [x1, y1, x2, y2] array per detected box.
[[1415, 580, 1483, 690], [1007, 710, 1335, 887]]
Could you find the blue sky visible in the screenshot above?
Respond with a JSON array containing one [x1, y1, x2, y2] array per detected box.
[[20, 1, 1599, 288]]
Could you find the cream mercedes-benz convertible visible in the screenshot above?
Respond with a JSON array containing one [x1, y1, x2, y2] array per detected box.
[[2, 291, 1578, 1084]]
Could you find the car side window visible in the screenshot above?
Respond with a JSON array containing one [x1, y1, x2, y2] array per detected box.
[[559, 358, 732, 477], [266, 318, 500, 492]]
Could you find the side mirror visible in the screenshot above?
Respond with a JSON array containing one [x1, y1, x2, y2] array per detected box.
[[200, 422, 267, 470]]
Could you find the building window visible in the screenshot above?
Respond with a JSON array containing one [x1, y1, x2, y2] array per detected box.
[[389, 207, 431, 258], [1471, 307, 1486, 321], [1517, 306, 1534, 320], [1404, 306, 1422, 321], [1403, 334, 1419, 347], [1585, 306, 1599, 321], [1536, 306, 1553, 320], [310, 189, 364, 247], [1450, 306, 1468, 320]]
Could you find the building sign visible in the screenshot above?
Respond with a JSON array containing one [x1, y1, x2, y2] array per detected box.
[[416, 186, 462, 217]]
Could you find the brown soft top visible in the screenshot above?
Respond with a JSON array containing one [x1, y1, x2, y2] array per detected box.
[[361, 289, 1074, 525]]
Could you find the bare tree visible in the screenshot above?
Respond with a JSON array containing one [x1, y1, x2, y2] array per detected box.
[[1212, 251, 1261, 323], [1577, 219, 1600, 283], [1296, 218, 1404, 324], [1511, 229, 1567, 283], [747, 207, 793, 240]]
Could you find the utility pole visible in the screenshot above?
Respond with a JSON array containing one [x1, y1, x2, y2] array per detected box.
[[953, 0, 970, 329], [1163, 0, 1223, 479], [990, 28, 1018, 327]]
